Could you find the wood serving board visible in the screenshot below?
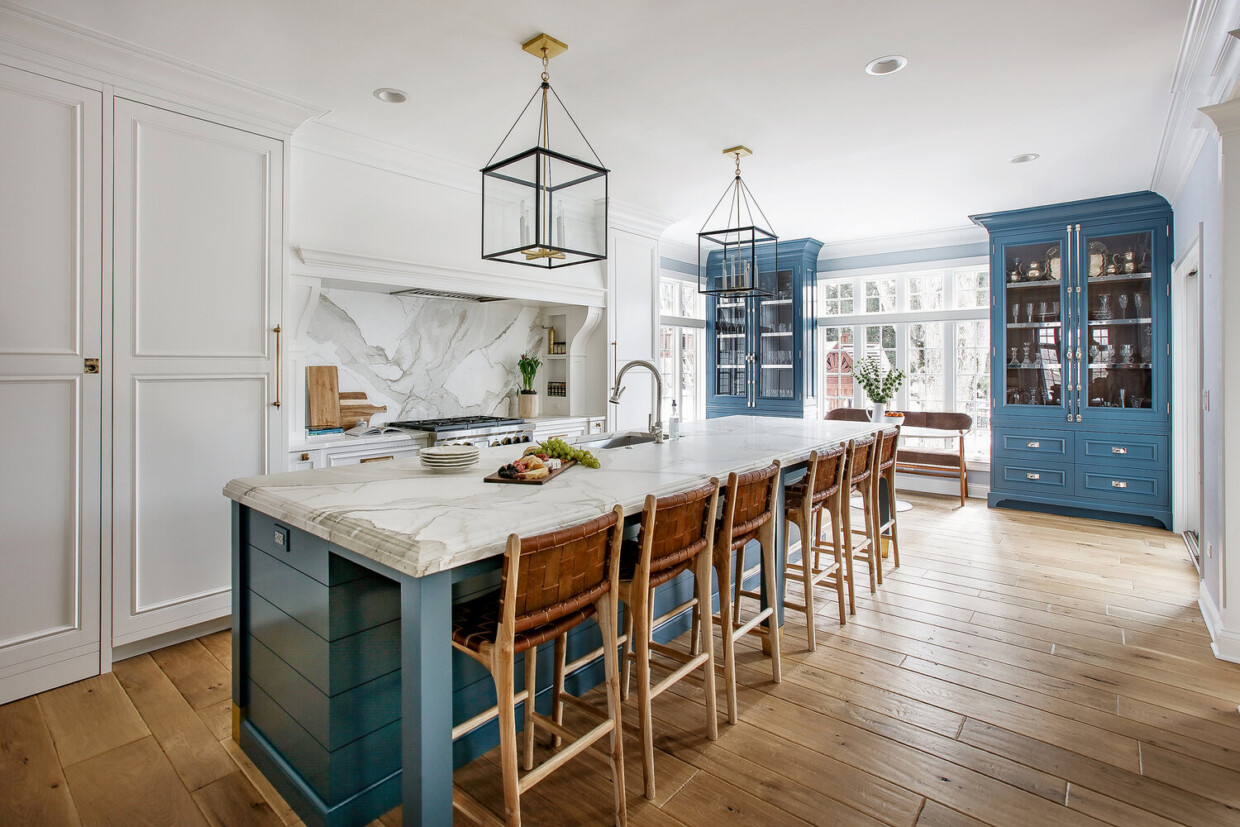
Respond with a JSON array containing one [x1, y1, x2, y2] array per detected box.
[[483, 460, 576, 485], [306, 366, 341, 429]]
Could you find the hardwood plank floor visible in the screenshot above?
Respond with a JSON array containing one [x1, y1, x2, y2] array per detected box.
[[2, 494, 1238, 826]]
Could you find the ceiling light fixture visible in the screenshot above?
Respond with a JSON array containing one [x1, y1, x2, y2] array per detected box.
[[1010, 153, 1041, 164], [372, 88, 408, 104], [865, 55, 907, 76], [697, 146, 778, 298], [481, 33, 608, 269]]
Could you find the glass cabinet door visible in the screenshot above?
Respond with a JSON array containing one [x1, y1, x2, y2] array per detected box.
[[999, 239, 1067, 411], [714, 295, 748, 398], [1079, 228, 1155, 413], [757, 269, 795, 399]]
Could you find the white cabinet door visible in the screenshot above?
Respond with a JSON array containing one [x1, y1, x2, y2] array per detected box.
[[608, 231, 658, 431], [0, 66, 103, 702], [112, 99, 283, 645]]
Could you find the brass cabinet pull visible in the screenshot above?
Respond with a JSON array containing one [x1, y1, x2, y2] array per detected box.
[[1112, 480, 1128, 488], [1026, 472, 1041, 480], [1112, 446, 1128, 454], [273, 325, 282, 408], [361, 455, 394, 463], [1026, 441, 1040, 448]]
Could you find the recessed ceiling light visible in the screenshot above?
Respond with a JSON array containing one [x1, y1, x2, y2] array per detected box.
[[373, 88, 408, 104], [1010, 153, 1041, 164], [865, 55, 907, 76]]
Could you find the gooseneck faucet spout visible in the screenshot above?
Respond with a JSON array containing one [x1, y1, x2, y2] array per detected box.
[[609, 360, 665, 444]]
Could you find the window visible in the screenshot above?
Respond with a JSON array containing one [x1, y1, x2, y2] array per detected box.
[[659, 276, 706, 422], [817, 263, 991, 462]]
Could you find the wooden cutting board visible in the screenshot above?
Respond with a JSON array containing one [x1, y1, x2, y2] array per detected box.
[[306, 366, 341, 429], [483, 460, 576, 485], [339, 391, 387, 427]]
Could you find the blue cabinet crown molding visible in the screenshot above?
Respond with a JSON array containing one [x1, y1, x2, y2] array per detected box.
[[970, 191, 1172, 233]]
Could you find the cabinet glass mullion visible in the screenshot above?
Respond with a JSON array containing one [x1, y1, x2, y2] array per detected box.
[[757, 269, 795, 399], [998, 237, 1069, 411], [1079, 229, 1155, 412]]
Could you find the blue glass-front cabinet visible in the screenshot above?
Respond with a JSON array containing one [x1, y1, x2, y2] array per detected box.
[[706, 238, 822, 418], [971, 192, 1173, 529]]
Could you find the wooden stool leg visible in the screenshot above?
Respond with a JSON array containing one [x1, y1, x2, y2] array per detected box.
[[760, 523, 782, 684], [829, 501, 846, 625], [716, 554, 739, 725], [695, 552, 719, 741], [789, 510, 815, 651], [689, 603, 701, 657], [552, 635, 566, 749], [632, 588, 656, 800], [887, 470, 902, 570], [841, 493, 857, 615], [521, 645, 537, 771], [596, 592, 627, 826], [493, 649, 521, 826], [871, 481, 884, 587], [620, 601, 634, 701]]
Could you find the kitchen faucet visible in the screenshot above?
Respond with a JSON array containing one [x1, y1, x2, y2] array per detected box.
[[609, 360, 665, 444]]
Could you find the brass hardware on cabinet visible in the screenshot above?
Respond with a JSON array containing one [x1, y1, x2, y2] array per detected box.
[[1027, 441, 1040, 448], [360, 455, 393, 463], [273, 325, 282, 408], [300, 452, 310, 462], [1026, 472, 1041, 480], [1112, 480, 1127, 488], [84, 358, 100, 375], [1112, 446, 1128, 454]]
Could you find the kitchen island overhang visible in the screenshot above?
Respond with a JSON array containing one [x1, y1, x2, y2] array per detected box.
[[225, 415, 882, 827]]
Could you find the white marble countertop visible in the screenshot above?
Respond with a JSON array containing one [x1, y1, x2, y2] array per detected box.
[[226, 416, 881, 579]]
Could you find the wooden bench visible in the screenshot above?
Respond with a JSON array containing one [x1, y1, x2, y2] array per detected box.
[[824, 409, 972, 506]]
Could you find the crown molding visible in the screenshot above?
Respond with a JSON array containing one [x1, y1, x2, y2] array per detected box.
[[1152, 0, 1240, 202], [292, 120, 480, 193], [293, 247, 605, 308], [0, 2, 325, 136], [608, 200, 679, 239], [1202, 96, 1240, 135], [817, 224, 987, 261]]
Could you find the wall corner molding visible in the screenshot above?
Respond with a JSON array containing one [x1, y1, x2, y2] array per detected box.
[[609, 200, 679, 239], [1199, 587, 1240, 663], [0, 2, 326, 136]]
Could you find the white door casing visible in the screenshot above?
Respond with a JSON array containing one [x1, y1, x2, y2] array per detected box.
[[0, 65, 103, 702], [112, 98, 283, 644], [1172, 226, 1203, 545]]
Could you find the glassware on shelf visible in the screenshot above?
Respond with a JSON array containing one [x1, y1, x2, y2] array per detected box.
[[1025, 303, 1034, 323], [1130, 396, 1145, 408], [1088, 240, 1108, 277], [1140, 325, 1152, 363], [1095, 294, 1113, 320], [1118, 293, 1128, 318], [1119, 344, 1134, 364], [1011, 303, 1019, 324], [1022, 345, 1033, 367], [1038, 301, 1048, 320], [1009, 347, 1019, 366], [1133, 293, 1144, 318]]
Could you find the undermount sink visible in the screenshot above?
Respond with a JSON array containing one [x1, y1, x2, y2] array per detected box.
[[576, 432, 659, 449]]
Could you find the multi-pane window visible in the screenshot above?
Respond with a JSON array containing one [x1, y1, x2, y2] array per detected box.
[[659, 277, 706, 422], [817, 263, 991, 462], [863, 277, 896, 313]]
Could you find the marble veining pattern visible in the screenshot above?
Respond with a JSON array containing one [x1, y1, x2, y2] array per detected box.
[[304, 289, 544, 422], [225, 417, 882, 579]]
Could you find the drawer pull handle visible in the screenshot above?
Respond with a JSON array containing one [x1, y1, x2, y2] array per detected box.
[[361, 455, 394, 463], [1112, 480, 1128, 489], [1026, 472, 1041, 480], [1026, 441, 1040, 448], [1112, 446, 1127, 454]]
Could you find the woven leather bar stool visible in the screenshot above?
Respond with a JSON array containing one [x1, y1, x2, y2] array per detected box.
[[692, 461, 783, 724], [782, 445, 848, 650], [842, 433, 881, 602], [450, 506, 627, 827], [616, 479, 720, 799], [874, 426, 902, 578]]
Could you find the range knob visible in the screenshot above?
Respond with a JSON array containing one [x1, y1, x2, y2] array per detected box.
[[502, 437, 513, 445], [491, 439, 501, 447], [521, 434, 531, 443]]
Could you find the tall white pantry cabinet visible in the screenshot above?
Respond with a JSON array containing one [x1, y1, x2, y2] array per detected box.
[[0, 55, 294, 703]]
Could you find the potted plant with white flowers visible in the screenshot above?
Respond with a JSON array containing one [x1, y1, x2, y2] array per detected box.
[[850, 355, 905, 422], [517, 354, 541, 418]]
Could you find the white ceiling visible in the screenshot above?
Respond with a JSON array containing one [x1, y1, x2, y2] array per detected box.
[[15, 0, 1196, 246]]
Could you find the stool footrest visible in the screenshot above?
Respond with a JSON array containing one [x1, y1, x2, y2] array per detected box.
[[519, 717, 614, 794], [452, 687, 531, 739]]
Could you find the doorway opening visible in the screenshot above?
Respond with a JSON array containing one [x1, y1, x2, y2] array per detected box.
[[1172, 226, 1203, 568]]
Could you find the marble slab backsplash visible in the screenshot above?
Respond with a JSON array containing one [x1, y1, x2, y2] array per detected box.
[[303, 289, 544, 422]]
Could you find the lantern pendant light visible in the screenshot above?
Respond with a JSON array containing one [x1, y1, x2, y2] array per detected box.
[[697, 146, 778, 297], [481, 33, 609, 268]]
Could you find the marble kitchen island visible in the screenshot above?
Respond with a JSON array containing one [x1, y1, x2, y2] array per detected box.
[[224, 415, 880, 827]]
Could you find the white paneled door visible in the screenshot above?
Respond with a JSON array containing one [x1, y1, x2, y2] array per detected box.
[[0, 65, 103, 702], [112, 99, 283, 645]]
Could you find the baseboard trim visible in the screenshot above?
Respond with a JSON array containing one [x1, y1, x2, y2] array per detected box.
[[1199, 587, 1240, 664], [110, 615, 231, 664]]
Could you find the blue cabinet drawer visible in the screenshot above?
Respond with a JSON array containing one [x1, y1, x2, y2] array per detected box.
[[248, 547, 398, 642], [245, 510, 368, 586], [249, 590, 400, 696], [1078, 433, 1167, 467], [994, 458, 1073, 497], [247, 680, 400, 805], [1076, 465, 1168, 507], [993, 428, 1073, 459], [249, 636, 399, 751]]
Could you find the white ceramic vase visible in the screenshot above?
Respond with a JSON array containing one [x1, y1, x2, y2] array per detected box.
[[869, 402, 886, 422], [517, 391, 540, 419]]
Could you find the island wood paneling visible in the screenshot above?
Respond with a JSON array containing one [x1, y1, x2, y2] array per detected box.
[[2, 494, 1238, 826]]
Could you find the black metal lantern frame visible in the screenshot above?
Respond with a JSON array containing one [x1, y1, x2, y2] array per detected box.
[[481, 35, 609, 269], [698, 147, 779, 298]]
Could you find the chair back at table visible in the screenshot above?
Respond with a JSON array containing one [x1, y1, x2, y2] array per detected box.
[[824, 408, 871, 423]]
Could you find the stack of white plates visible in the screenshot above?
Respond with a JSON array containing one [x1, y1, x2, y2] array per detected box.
[[419, 445, 480, 471]]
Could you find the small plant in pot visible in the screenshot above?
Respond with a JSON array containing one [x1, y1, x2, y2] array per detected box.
[[517, 354, 541, 418], [850, 356, 905, 422]]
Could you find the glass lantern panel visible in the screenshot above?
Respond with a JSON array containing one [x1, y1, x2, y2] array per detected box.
[[545, 152, 606, 259], [482, 151, 539, 261]]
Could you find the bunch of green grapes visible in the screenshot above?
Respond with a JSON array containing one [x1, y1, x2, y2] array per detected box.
[[539, 438, 601, 469]]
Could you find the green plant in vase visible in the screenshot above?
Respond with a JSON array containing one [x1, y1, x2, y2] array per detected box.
[[517, 353, 541, 418], [850, 355, 905, 422]]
